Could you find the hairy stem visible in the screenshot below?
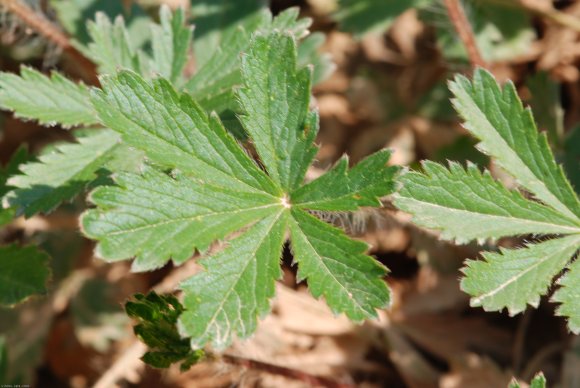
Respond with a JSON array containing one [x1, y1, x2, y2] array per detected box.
[[443, 0, 487, 69], [0, 0, 97, 83]]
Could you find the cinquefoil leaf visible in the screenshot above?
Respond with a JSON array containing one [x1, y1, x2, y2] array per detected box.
[[83, 32, 397, 348], [450, 68, 580, 219]]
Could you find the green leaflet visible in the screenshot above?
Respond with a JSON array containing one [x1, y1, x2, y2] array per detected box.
[[450, 69, 580, 220], [0, 245, 51, 306], [288, 209, 390, 321], [553, 256, 580, 333], [461, 235, 580, 315], [179, 211, 287, 349], [82, 168, 280, 271], [238, 32, 316, 191], [82, 32, 398, 348], [292, 150, 398, 211], [3, 129, 120, 217], [395, 161, 580, 243], [0, 67, 97, 128], [90, 72, 278, 195]]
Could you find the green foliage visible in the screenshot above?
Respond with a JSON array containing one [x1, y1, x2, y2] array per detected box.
[[395, 69, 580, 332], [426, 1, 535, 63], [509, 372, 547, 388], [0, 245, 51, 306], [0, 147, 28, 226], [335, 0, 429, 37], [0, 67, 97, 128], [83, 6, 192, 82], [125, 292, 204, 371], [0, 336, 6, 383], [3, 129, 120, 217], [82, 32, 398, 348]]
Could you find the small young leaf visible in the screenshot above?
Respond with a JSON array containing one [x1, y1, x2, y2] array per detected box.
[[461, 235, 580, 315], [3, 129, 120, 217], [0, 67, 97, 128], [450, 68, 580, 219], [125, 291, 204, 370], [395, 161, 580, 243], [0, 245, 50, 306]]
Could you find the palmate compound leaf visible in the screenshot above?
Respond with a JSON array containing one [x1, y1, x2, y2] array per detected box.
[[82, 32, 397, 349], [0, 245, 50, 306], [395, 69, 580, 333], [450, 68, 580, 220], [0, 67, 98, 128]]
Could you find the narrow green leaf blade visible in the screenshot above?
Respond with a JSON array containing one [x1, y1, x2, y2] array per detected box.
[[82, 168, 282, 271], [179, 211, 287, 349], [450, 68, 580, 219], [292, 150, 398, 211], [553, 252, 580, 334], [150, 6, 192, 85], [395, 161, 580, 243], [461, 235, 580, 316], [3, 129, 120, 217], [288, 209, 390, 321], [238, 32, 317, 191], [0, 245, 50, 306], [0, 67, 97, 128], [91, 71, 278, 195]]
